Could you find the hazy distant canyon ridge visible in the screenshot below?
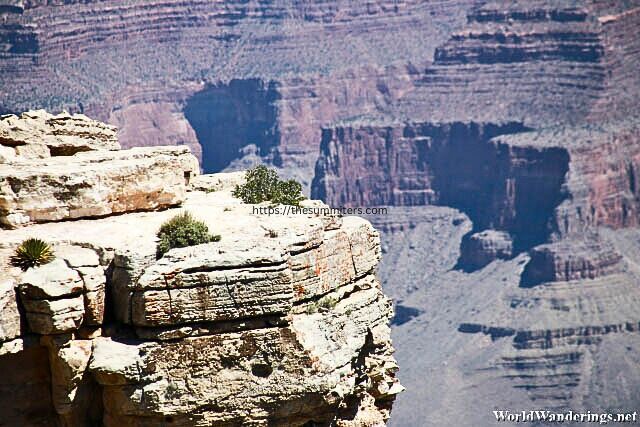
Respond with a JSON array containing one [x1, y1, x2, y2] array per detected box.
[[2, 0, 640, 426]]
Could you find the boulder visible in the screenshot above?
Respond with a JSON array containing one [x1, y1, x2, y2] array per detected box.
[[18, 260, 85, 334], [0, 146, 199, 228], [190, 171, 246, 192], [0, 110, 119, 157], [89, 337, 143, 386], [20, 296, 85, 335]]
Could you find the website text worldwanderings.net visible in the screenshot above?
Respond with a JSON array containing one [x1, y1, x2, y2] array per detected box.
[[252, 205, 389, 216], [494, 410, 638, 424]]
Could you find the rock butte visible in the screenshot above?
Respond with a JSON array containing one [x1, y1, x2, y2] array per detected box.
[[0, 112, 402, 426]]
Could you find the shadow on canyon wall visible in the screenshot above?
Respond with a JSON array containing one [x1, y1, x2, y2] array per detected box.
[[183, 79, 281, 173]]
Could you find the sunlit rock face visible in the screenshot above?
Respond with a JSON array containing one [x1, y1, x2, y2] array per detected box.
[[2, 1, 640, 426], [0, 112, 402, 426]]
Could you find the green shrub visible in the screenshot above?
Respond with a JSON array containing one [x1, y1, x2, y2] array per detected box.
[[271, 178, 305, 206], [10, 238, 55, 271], [233, 165, 305, 206], [318, 296, 338, 310], [305, 303, 318, 314], [156, 212, 220, 258]]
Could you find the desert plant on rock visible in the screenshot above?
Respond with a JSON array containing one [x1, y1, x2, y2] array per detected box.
[[10, 238, 55, 271], [156, 212, 220, 258], [271, 178, 305, 206], [233, 165, 305, 206]]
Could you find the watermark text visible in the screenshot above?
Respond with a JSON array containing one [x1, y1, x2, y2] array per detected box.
[[493, 410, 637, 424]]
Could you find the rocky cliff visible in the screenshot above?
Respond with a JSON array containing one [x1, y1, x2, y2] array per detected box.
[[2, 1, 640, 426], [0, 112, 402, 426], [312, 1, 640, 254]]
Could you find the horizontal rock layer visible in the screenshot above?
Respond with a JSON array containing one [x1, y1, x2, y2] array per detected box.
[[1, 166, 402, 425], [312, 121, 569, 252], [458, 229, 513, 271], [0, 109, 119, 158], [0, 145, 199, 228], [520, 233, 625, 286]]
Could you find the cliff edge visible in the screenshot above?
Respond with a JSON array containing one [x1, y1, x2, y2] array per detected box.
[[0, 111, 402, 426]]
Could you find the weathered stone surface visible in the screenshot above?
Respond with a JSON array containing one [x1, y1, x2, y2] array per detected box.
[[131, 243, 293, 327], [459, 229, 513, 270], [41, 336, 93, 416], [125, 213, 380, 331], [53, 245, 107, 325], [21, 296, 85, 335], [18, 259, 86, 334], [77, 266, 106, 326], [0, 144, 16, 162], [56, 245, 101, 268], [0, 110, 119, 156], [0, 163, 400, 425], [0, 146, 199, 228], [19, 259, 84, 300], [97, 275, 400, 426], [0, 279, 21, 343], [190, 171, 246, 193], [90, 338, 142, 386]]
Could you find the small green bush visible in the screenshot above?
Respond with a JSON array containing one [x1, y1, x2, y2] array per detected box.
[[156, 212, 220, 258], [318, 296, 338, 310], [271, 178, 305, 206], [10, 238, 55, 271], [233, 165, 305, 206]]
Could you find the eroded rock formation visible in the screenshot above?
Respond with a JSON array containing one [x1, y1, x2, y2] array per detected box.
[[2, 1, 640, 426], [0, 0, 483, 189], [0, 114, 402, 426]]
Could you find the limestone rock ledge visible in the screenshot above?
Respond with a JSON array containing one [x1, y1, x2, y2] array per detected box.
[[0, 110, 120, 158], [0, 113, 402, 426]]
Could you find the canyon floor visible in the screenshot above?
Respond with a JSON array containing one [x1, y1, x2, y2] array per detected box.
[[369, 207, 640, 426]]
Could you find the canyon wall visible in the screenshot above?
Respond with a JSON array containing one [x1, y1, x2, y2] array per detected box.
[[0, 0, 483, 188], [312, 122, 570, 251], [312, 1, 640, 251], [308, 3, 640, 425], [2, 1, 640, 426]]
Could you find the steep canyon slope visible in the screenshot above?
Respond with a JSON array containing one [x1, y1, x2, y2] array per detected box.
[[2, 1, 640, 426], [0, 0, 481, 188], [311, 2, 640, 425]]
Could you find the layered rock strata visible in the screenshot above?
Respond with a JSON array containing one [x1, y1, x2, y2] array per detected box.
[[312, 122, 569, 252], [0, 113, 402, 426], [458, 229, 513, 271], [0, 110, 120, 157], [312, 2, 640, 253], [0, 0, 483, 189], [520, 233, 625, 287], [0, 111, 200, 228]]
